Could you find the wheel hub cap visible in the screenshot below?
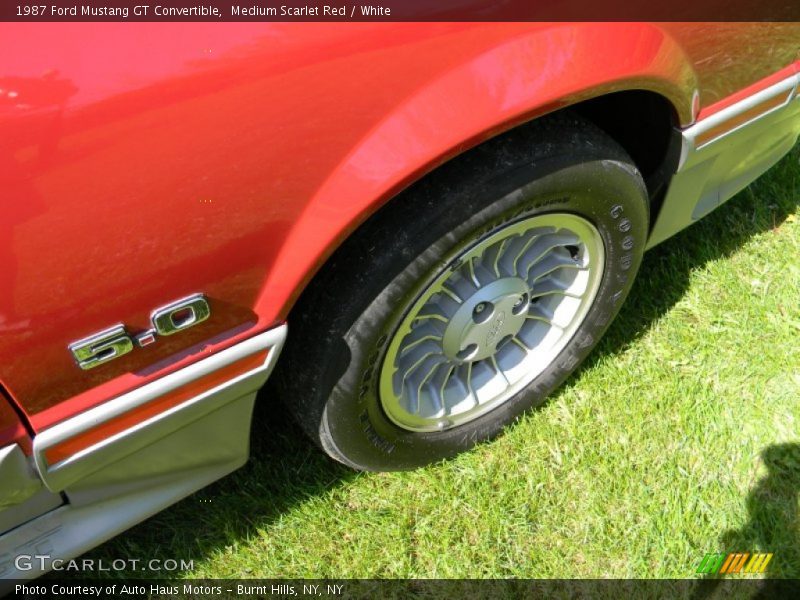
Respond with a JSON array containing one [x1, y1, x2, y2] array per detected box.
[[442, 278, 530, 362]]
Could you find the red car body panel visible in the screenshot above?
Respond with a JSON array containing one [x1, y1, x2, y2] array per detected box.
[[1, 22, 799, 437]]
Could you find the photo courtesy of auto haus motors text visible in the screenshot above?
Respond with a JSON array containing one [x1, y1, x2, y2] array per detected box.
[[15, 583, 345, 597], [15, 3, 392, 18]]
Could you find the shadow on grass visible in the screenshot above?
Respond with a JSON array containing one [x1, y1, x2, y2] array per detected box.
[[691, 443, 800, 599], [720, 443, 800, 578], [59, 149, 800, 579]]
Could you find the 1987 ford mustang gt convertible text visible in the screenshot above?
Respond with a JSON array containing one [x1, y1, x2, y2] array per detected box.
[[1, 22, 799, 579]]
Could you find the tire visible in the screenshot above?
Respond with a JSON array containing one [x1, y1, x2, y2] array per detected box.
[[278, 113, 648, 471]]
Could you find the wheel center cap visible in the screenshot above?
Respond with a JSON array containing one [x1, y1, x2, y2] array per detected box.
[[442, 277, 530, 362]]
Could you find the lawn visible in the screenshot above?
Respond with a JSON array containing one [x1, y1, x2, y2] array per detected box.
[[66, 146, 800, 581]]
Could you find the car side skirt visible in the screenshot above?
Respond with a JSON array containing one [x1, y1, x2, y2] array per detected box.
[[647, 70, 800, 248], [0, 324, 286, 582]]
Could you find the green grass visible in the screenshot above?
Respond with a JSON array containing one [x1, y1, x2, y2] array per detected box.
[[66, 147, 800, 581]]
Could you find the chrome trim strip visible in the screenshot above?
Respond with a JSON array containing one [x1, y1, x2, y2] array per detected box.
[[688, 75, 797, 153], [33, 324, 287, 492]]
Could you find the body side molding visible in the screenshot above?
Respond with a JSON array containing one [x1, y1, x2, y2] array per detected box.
[[648, 71, 800, 248]]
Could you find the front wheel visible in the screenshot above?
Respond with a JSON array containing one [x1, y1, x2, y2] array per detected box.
[[279, 114, 649, 470]]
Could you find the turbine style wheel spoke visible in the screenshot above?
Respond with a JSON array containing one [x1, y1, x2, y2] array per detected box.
[[398, 321, 446, 354], [527, 252, 586, 283], [379, 213, 605, 432]]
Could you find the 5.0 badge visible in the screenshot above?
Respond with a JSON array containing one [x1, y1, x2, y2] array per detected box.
[[68, 294, 211, 370]]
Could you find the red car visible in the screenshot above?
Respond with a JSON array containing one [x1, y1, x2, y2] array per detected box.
[[1, 22, 799, 579]]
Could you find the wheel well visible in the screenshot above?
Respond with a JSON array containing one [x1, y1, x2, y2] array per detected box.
[[570, 90, 681, 201]]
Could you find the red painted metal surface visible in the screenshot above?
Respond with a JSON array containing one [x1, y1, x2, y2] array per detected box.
[[0, 22, 798, 434]]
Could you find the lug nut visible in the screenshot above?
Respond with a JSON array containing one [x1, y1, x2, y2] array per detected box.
[[472, 301, 494, 324], [512, 293, 529, 315]]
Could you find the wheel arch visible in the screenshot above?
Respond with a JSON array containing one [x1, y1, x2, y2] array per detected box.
[[255, 23, 695, 324]]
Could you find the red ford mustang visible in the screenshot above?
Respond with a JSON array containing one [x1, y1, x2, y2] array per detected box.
[[1, 22, 799, 579]]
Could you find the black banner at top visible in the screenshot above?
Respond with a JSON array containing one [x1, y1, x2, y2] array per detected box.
[[2, 0, 800, 22]]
